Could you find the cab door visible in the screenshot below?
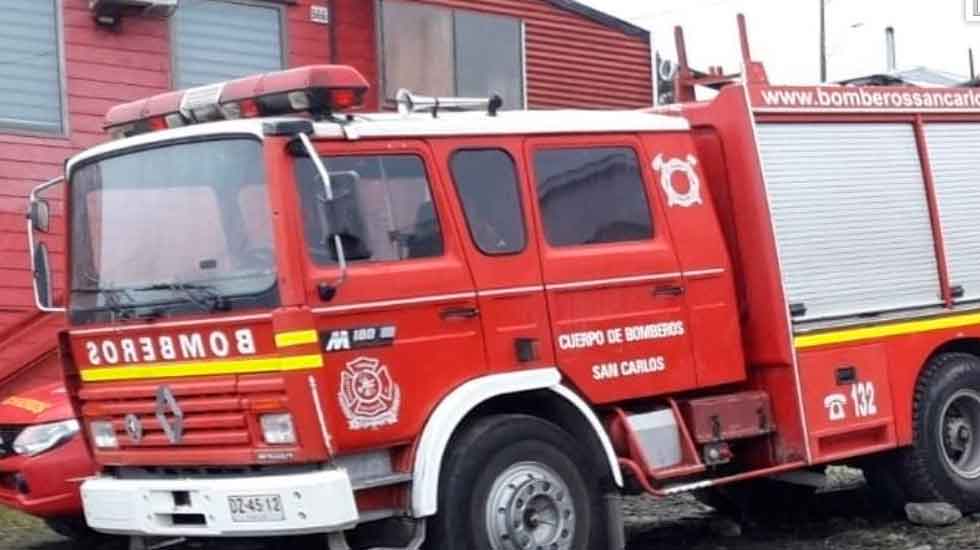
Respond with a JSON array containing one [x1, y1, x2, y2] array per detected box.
[[431, 138, 554, 373], [289, 139, 485, 452], [524, 135, 699, 404]]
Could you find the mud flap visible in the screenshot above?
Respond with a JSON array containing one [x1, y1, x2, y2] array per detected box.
[[604, 492, 626, 550]]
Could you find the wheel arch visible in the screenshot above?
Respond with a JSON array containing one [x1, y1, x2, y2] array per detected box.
[[929, 337, 980, 363], [409, 368, 622, 517]]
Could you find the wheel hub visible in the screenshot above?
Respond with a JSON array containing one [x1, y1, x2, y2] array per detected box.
[[940, 389, 980, 479], [485, 462, 575, 550]]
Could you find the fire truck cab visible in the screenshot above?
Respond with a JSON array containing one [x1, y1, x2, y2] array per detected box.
[[27, 20, 980, 550]]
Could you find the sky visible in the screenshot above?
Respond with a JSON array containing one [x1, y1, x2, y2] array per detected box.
[[578, 0, 980, 85]]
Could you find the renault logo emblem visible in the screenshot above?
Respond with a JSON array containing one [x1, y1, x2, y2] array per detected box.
[[155, 386, 184, 444], [124, 413, 143, 443]]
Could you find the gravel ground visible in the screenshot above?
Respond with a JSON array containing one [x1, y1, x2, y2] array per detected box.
[[4, 490, 980, 550]]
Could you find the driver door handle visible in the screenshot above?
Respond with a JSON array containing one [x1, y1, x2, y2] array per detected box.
[[653, 284, 685, 297], [440, 306, 480, 320]]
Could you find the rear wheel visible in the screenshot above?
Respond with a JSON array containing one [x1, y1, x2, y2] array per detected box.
[[883, 352, 980, 512], [427, 414, 605, 550]]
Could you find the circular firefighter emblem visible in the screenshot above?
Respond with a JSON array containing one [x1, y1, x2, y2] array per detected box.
[[339, 357, 401, 430], [653, 154, 703, 208]]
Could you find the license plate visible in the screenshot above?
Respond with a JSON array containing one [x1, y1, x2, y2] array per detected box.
[[228, 494, 285, 523]]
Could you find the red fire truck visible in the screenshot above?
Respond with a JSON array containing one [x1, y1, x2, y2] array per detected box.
[[26, 16, 980, 549]]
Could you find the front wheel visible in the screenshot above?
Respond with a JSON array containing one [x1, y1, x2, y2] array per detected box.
[[427, 414, 605, 550]]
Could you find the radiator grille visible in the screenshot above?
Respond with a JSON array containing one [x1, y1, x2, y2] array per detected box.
[[78, 374, 287, 455]]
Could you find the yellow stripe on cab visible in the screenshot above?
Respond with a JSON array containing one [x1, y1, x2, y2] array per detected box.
[[80, 354, 324, 382], [275, 330, 320, 348]]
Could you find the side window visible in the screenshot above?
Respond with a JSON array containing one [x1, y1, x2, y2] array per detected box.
[[0, 0, 64, 134], [173, 0, 284, 88], [533, 147, 653, 247], [295, 154, 443, 264], [450, 149, 526, 255], [379, 0, 525, 109]]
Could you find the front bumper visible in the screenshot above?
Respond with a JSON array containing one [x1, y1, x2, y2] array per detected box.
[[0, 434, 90, 518], [81, 468, 359, 537]]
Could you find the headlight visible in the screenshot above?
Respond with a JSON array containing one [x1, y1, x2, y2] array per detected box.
[[260, 413, 296, 445], [90, 420, 118, 449], [13, 419, 80, 457]]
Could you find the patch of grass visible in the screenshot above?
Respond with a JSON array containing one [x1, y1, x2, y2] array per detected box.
[[0, 504, 46, 530]]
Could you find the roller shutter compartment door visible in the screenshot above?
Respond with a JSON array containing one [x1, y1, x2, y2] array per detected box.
[[756, 123, 941, 322], [926, 123, 980, 303]]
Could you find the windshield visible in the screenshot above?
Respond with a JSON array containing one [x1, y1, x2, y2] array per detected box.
[[69, 138, 279, 324]]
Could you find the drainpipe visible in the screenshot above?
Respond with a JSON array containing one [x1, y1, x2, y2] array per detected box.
[[885, 26, 896, 73]]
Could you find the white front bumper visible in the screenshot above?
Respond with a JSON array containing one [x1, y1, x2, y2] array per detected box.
[[81, 469, 359, 537]]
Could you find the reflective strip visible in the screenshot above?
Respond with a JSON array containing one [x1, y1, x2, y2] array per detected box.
[[477, 285, 544, 298], [794, 312, 980, 350], [79, 354, 324, 382], [546, 272, 681, 292], [69, 313, 272, 336], [683, 268, 726, 279], [275, 330, 319, 348], [313, 292, 476, 314]]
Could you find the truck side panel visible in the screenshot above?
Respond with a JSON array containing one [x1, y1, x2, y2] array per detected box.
[[637, 132, 745, 389]]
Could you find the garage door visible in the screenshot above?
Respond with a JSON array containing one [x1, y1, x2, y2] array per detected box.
[[756, 123, 941, 323]]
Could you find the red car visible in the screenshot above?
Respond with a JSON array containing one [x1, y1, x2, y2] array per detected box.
[[0, 346, 96, 540]]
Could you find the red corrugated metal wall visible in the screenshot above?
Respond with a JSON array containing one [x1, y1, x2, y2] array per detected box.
[[0, 0, 331, 360], [332, 0, 381, 110], [334, 0, 653, 110]]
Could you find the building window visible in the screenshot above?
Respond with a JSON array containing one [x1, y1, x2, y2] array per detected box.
[[533, 147, 653, 247], [379, 0, 525, 110], [450, 149, 526, 255], [294, 155, 444, 264], [173, 0, 285, 88], [0, 0, 64, 134]]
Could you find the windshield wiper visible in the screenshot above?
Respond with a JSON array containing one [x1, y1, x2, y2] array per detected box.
[[72, 287, 138, 319], [136, 282, 230, 313]]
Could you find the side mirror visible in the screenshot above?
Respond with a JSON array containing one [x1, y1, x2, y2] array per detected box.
[[32, 242, 60, 312], [29, 199, 51, 233], [27, 176, 65, 313]]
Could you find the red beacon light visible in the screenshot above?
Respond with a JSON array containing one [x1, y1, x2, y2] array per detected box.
[[104, 65, 370, 139]]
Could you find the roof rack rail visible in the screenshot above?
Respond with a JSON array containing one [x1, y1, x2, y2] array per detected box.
[[396, 89, 504, 118]]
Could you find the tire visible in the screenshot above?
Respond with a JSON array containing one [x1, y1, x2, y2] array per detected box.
[[889, 352, 980, 512], [427, 414, 605, 550]]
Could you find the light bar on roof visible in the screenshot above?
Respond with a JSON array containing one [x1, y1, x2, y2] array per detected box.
[[104, 65, 371, 139]]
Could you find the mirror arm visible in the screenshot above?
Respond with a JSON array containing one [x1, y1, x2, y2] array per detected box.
[[296, 133, 348, 292], [27, 176, 66, 313]]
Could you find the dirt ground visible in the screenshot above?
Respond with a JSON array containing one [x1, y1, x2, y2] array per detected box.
[[3, 490, 980, 550]]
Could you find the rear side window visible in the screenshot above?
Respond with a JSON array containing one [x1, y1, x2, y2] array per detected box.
[[450, 149, 526, 255], [294, 154, 443, 264], [533, 147, 653, 247]]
